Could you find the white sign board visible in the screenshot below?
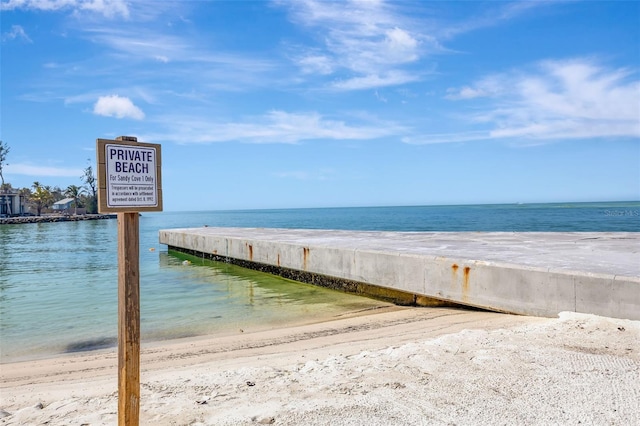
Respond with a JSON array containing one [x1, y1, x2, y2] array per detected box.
[[105, 143, 158, 208], [97, 138, 162, 213]]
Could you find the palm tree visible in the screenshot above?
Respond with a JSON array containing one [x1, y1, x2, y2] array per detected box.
[[65, 185, 86, 215], [30, 182, 52, 216]]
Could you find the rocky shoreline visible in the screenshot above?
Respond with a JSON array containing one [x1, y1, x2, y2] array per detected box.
[[0, 214, 117, 225]]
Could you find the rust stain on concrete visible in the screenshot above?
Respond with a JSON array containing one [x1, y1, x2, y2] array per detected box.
[[451, 264, 459, 286], [462, 266, 471, 300], [303, 247, 310, 270]]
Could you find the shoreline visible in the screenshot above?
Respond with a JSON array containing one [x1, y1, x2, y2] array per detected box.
[[2, 306, 638, 425], [1, 301, 398, 365], [0, 214, 116, 225]]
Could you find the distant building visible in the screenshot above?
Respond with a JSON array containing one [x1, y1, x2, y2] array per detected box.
[[0, 191, 26, 217], [53, 198, 75, 211], [52, 197, 86, 215], [52, 198, 73, 210]]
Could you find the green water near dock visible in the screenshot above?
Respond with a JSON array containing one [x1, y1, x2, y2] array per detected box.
[[0, 217, 384, 363]]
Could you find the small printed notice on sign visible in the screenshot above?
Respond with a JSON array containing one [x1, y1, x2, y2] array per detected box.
[[97, 138, 163, 213]]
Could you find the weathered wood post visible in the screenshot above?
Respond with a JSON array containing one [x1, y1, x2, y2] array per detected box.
[[97, 136, 162, 425], [118, 210, 140, 425]]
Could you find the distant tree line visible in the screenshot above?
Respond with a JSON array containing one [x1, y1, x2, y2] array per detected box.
[[0, 141, 98, 216]]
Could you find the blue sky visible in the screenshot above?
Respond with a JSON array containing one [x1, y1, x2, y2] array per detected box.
[[1, 0, 639, 211]]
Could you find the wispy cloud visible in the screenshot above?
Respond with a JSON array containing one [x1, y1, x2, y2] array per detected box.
[[278, 0, 544, 92], [83, 27, 190, 62], [444, 76, 504, 100], [6, 163, 83, 177], [407, 58, 640, 144], [331, 70, 420, 91], [1, 0, 129, 18], [80, 26, 278, 91], [2, 24, 32, 42], [93, 95, 145, 120], [296, 51, 334, 75], [146, 110, 405, 145], [78, 0, 128, 18], [436, 2, 546, 40], [279, 0, 431, 91]]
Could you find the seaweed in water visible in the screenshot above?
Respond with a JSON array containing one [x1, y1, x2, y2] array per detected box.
[[65, 337, 117, 353]]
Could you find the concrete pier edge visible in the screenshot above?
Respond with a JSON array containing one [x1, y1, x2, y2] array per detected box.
[[160, 228, 640, 320], [168, 245, 463, 308]]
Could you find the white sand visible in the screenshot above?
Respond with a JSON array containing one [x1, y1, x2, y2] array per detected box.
[[1, 306, 638, 425]]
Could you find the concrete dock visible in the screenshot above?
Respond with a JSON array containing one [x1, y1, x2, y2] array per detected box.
[[159, 228, 640, 320]]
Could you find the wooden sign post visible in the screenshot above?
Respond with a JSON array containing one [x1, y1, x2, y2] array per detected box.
[[97, 136, 163, 426], [117, 210, 140, 425]]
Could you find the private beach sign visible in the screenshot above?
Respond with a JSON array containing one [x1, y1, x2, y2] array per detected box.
[[97, 136, 163, 425], [97, 137, 163, 212]]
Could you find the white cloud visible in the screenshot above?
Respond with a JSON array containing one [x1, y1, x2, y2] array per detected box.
[[93, 95, 145, 120], [445, 75, 505, 100], [416, 58, 640, 144], [6, 163, 83, 177], [2, 24, 32, 42], [280, 0, 428, 90], [280, 1, 553, 92], [1, 0, 129, 18], [446, 86, 486, 100], [297, 54, 334, 75], [383, 27, 418, 63], [78, 0, 128, 18], [145, 110, 404, 144], [331, 70, 420, 91]]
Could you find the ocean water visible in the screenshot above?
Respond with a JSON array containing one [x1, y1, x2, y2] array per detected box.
[[1, 201, 638, 362], [155, 201, 640, 232]]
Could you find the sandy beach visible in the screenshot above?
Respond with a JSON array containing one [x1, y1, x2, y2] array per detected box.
[[1, 306, 638, 425]]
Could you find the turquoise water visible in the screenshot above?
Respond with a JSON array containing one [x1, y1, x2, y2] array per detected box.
[[154, 201, 640, 232], [0, 218, 382, 362], [1, 201, 638, 362]]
